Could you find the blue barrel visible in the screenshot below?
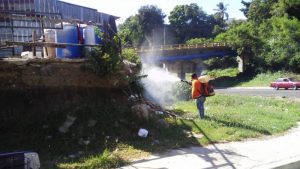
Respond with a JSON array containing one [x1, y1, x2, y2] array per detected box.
[[55, 24, 81, 58]]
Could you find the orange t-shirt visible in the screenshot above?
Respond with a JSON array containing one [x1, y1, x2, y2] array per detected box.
[[191, 80, 208, 99], [192, 79, 201, 99]]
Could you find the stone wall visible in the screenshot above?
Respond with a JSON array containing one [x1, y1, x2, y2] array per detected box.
[[0, 58, 129, 121], [0, 58, 126, 89]]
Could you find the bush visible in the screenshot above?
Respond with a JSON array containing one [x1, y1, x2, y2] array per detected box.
[[84, 24, 122, 75], [172, 82, 191, 101], [122, 48, 141, 65], [84, 46, 121, 75]]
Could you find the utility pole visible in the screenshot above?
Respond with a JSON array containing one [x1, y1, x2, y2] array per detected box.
[[32, 30, 36, 57]]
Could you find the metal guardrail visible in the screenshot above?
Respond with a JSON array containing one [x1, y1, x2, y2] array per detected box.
[[137, 42, 228, 52]]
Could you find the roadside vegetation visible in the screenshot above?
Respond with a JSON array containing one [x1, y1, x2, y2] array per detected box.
[[57, 150, 127, 169], [57, 94, 300, 168], [237, 71, 300, 87], [207, 69, 300, 87], [171, 94, 300, 144], [3, 88, 300, 169]]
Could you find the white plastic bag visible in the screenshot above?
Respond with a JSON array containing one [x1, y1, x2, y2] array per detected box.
[[138, 128, 148, 138]]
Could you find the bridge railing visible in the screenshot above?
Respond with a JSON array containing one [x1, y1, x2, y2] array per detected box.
[[137, 42, 228, 52]]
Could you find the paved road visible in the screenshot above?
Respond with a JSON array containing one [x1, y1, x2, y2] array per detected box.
[[215, 87, 300, 98]]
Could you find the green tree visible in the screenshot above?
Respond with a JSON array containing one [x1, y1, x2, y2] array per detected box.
[[284, 0, 300, 20], [216, 0, 300, 73], [259, 17, 300, 71], [118, 5, 165, 47], [240, 0, 251, 18], [214, 2, 229, 21], [118, 16, 143, 47], [247, 0, 277, 23], [137, 5, 165, 46], [169, 3, 213, 43], [212, 2, 229, 35], [215, 21, 262, 72], [272, 0, 300, 20]]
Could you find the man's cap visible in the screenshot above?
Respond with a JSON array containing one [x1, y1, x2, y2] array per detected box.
[[191, 73, 198, 79]]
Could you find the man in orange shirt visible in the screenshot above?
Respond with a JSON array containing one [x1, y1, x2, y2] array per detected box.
[[191, 73, 208, 119]]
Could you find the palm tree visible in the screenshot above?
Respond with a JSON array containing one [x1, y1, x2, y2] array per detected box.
[[214, 2, 229, 20]]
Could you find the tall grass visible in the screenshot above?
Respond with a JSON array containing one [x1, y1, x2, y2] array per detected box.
[[58, 149, 126, 169]]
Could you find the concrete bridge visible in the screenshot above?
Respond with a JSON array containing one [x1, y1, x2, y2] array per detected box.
[[137, 43, 241, 79]]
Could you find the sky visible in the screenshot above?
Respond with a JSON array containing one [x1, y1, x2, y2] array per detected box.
[[60, 0, 248, 25]]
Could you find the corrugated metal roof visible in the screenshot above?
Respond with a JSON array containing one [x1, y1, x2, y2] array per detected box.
[[58, 1, 96, 11], [34, 0, 59, 13], [57, 1, 97, 23], [57, 1, 119, 24], [0, 0, 59, 13]]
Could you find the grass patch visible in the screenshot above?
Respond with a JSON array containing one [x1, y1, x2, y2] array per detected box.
[[171, 94, 300, 144], [207, 68, 239, 78], [58, 149, 126, 169], [2, 92, 300, 168]]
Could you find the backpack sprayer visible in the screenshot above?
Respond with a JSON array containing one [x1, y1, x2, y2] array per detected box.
[[180, 78, 215, 96]]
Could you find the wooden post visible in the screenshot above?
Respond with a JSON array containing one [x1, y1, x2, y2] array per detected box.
[[41, 19, 46, 58], [32, 29, 36, 57], [10, 14, 15, 56]]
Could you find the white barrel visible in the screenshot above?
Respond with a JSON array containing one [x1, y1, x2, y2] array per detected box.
[[83, 25, 100, 45], [83, 25, 102, 55]]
